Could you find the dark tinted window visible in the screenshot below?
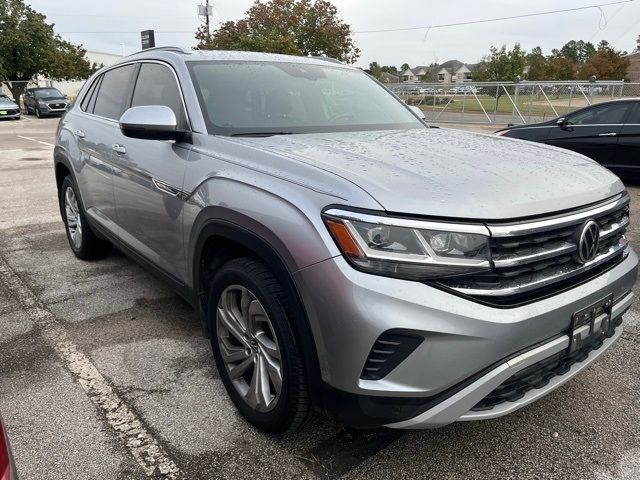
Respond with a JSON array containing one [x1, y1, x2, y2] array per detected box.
[[568, 102, 631, 125], [131, 63, 188, 129], [80, 78, 100, 112], [93, 65, 135, 120], [624, 104, 640, 124]]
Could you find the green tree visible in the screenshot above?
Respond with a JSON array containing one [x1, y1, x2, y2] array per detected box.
[[195, 0, 360, 64], [400, 63, 410, 72], [0, 0, 98, 100], [526, 46, 548, 80], [558, 40, 596, 64], [474, 43, 527, 82], [368, 61, 383, 79]]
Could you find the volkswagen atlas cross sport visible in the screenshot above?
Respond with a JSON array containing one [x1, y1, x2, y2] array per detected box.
[[54, 47, 638, 434]]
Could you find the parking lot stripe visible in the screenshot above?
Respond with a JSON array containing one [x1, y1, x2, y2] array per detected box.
[[0, 255, 183, 479], [17, 135, 54, 147]]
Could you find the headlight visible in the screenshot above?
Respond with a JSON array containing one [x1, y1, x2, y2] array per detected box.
[[323, 209, 491, 280], [37, 100, 46, 106]]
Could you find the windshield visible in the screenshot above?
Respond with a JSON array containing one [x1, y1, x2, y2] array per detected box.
[[34, 88, 64, 99], [187, 61, 423, 135]]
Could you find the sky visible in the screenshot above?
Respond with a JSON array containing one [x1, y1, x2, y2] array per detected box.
[[28, 0, 640, 68]]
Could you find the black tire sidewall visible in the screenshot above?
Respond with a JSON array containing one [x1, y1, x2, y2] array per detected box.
[[60, 175, 87, 257], [208, 259, 302, 434]]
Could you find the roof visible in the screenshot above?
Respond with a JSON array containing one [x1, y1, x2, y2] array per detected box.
[[125, 47, 353, 69], [380, 72, 399, 81]]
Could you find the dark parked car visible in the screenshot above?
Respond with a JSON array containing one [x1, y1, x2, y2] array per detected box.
[[0, 414, 17, 480], [23, 87, 69, 118], [496, 99, 640, 177], [0, 94, 20, 120]]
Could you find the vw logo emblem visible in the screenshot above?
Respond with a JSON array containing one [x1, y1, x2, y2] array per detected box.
[[576, 220, 600, 263]]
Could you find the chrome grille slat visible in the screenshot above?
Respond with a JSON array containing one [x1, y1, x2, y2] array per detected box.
[[449, 239, 628, 297], [438, 194, 630, 301], [492, 241, 576, 268]]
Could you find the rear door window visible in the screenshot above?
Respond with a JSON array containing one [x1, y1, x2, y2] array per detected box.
[[131, 63, 188, 130], [93, 64, 136, 120]]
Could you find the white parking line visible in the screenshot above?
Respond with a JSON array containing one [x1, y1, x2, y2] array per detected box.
[[17, 135, 54, 147], [0, 255, 183, 479]]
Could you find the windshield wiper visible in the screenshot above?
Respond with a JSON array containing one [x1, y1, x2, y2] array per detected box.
[[231, 132, 295, 137]]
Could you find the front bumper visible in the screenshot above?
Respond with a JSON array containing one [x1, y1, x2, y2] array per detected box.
[[293, 248, 637, 427], [0, 109, 20, 119]]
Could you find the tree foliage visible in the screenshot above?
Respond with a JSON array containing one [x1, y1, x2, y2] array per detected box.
[[195, 0, 360, 63], [0, 0, 98, 99], [473, 43, 527, 82], [580, 42, 629, 80], [522, 39, 628, 81]]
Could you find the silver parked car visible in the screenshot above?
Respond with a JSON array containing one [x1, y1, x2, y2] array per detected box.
[[54, 47, 637, 434], [0, 94, 20, 120]]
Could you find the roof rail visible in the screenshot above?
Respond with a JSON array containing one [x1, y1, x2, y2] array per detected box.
[[126, 46, 189, 57], [311, 56, 343, 65]]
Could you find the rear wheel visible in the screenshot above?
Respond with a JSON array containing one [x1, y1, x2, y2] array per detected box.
[[60, 175, 111, 259], [208, 257, 313, 434]]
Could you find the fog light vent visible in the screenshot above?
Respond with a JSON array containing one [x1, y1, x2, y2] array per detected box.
[[360, 331, 423, 380]]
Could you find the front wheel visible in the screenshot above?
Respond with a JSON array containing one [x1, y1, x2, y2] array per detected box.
[[35, 107, 42, 118], [60, 175, 112, 259], [208, 257, 313, 434]]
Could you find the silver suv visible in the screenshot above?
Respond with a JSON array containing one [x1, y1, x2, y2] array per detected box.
[[54, 47, 638, 434]]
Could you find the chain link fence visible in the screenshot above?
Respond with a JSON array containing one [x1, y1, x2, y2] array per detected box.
[[390, 81, 640, 125]]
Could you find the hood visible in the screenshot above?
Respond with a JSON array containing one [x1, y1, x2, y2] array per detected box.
[[0, 98, 18, 108], [42, 97, 67, 102], [230, 128, 623, 220]]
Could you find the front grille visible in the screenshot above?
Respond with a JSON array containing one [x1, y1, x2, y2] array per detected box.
[[439, 194, 630, 305], [471, 318, 622, 411], [361, 331, 423, 380]]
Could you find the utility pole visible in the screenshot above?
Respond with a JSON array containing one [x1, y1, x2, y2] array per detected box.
[[205, 0, 210, 37], [199, 1, 213, 37]]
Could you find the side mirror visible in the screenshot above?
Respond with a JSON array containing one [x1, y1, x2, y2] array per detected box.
[[556, 117, 568, 127], [119, 105, 186, 141], [409, 105, 426, 120]]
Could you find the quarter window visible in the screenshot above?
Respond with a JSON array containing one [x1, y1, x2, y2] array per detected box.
[[80, 77, 100, 112], [92, 64, 136, 120], [131, 63, 188, 130]]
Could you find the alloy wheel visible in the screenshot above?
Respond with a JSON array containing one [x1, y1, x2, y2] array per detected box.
[[216, 285, 283, 412], [64, 186, 82, 249]]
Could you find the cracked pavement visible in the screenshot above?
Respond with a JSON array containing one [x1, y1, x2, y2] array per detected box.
[[1, 116, 639, 479]]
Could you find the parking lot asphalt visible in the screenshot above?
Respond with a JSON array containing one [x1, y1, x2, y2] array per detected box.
[[1, 116, 639, 480]]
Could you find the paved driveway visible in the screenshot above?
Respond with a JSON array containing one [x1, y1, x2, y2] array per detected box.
[[1, 116, 639, 479]]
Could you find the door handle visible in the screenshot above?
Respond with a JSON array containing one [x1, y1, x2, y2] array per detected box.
[[74, 129, 85, 138], [598, 132, 617, 137], [112, 144, 127, 154]]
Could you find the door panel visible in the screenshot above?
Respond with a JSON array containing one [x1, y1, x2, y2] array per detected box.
[[111, 140, 191, 282], [75, 116, 120, 231], [111, 62, 192, 282], [545, 125, 620, 164]]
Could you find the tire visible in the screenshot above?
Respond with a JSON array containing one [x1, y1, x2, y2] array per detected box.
[[208, 257, 313, 434], [60, 175, 112, 260], [35, 107, 41, 118]]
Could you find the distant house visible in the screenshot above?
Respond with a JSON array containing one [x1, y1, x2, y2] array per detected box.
[[626, 52, 640, 82], [399, 66, 433, 83], [435, 60, 479, 83], [399, 60, 478, 84], [379, 71, 399, 83]]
